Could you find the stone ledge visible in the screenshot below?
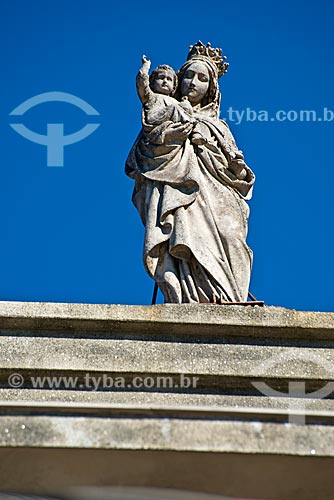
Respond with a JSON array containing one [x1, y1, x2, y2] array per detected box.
[[0, 301, 333, 499], [0, 337, 333, 381], [0, 336, 334, 382], [0, 413, 332, 457], [2, 389, 334, 412], [0, 301, 332, 338], [0, 400, 334, 424]]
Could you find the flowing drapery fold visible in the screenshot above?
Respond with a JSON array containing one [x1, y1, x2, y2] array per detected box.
[[126, 109, 255, 303]]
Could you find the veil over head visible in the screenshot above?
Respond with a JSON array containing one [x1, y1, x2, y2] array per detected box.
[[175, 57, 221, 113]]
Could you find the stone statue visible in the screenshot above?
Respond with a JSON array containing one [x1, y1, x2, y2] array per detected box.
[[126, 41, 255, 304]]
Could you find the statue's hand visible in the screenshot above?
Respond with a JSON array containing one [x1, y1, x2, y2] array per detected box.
[[229, 157, 247, 180], [234, 150, 244, 161], [141, 54, 151, 73], [164, 122, 193, 144]]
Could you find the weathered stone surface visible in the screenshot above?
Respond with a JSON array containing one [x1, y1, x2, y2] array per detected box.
[[1, 336, 334, 381], [0, 300, 333, 499], [0, 300, 332, 337], [3, 389, 334, 412], [0, 412, 332, 456]]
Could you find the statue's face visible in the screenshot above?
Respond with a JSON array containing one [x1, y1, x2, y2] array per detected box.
[[181, 61, 210, 105], [152, 69, 175, 96]]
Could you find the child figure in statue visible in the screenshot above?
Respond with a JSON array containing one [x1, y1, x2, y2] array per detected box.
[[136, 55, 246, 179], [136, 55, 208, 145]]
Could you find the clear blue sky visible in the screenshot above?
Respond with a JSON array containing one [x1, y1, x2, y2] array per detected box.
[[0, 0, 333, 311]]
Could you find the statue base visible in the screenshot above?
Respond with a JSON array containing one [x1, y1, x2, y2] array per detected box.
[[0, 300, 333, 500]]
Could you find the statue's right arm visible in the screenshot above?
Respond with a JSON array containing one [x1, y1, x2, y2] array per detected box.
[[163, 122, 193, 144], [136, 55, 154, 105], [136, 72, 153, 105]]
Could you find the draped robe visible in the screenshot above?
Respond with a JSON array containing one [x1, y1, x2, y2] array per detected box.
[[126, 103, 255, 303]]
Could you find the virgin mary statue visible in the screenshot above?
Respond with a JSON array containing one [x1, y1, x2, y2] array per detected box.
[[126, 42, 255, 304]]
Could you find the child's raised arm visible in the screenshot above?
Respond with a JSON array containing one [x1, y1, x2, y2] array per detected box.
[[141, 54, 151, 74], [136, 55, 154, 105]]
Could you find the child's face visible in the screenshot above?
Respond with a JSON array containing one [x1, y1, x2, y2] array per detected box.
[[152, 70, 175, 95]]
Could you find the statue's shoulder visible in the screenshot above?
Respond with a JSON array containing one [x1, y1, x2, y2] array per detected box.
[[164, 95, 178, 104], [219, 119, 230, 129], [218, 119, 235, 138]]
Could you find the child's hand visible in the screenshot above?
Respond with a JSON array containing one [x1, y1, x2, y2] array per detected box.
[[141, 55, 151, 73]]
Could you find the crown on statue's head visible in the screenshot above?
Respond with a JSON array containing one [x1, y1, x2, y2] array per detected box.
[[187, 41, 229, 78]]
